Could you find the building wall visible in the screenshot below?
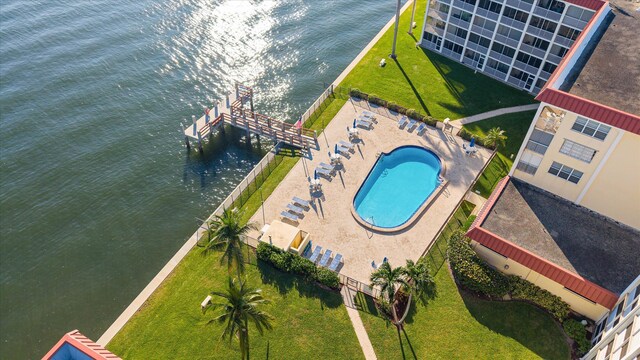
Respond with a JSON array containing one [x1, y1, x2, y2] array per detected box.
[[470, 240, 610, 320], [579, 132, 640, 229], [419, 0, 597, 93], [511, 103, 640, 229]]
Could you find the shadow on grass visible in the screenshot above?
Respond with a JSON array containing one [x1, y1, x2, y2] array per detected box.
[[393, 58, 431, 116], [256, 260, 343, 309], [460, 291, 569, 360]]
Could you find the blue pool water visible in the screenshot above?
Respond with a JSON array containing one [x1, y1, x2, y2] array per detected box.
[[354, 146, 442, 228]]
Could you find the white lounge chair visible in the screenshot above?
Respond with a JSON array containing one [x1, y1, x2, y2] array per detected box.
[[398, 116, 409, 128], [416, 123, 427, 135], [286, 203, 305, 216], [338, 140, 355, 151], [358, 114, 377, 123], [315, 167, 332, 178], [328, 254, 343, 271], [281, 211, 299, 222], [318, 162, 335, 172], [406, 119, 417, 131], [355, 120, 372, 129], [319, 249, 333, 267], [362, 110, 377, 119], [292, 196, 310, 208], [309, 246, 323, 263], [336, 144, 350, 154]]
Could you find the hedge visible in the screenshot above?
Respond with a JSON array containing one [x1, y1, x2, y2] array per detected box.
[[256, 242, 340, 290], [457, 128, 497, 150], [347, 89, 438, 127], [563, 319, 591, 355], [448, 230, 570, 321]]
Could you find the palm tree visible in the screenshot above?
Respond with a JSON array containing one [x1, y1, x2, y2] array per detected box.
[[206, 278, 273, 360], [403, 259, 437, 305], [370, 261, 408, 326], [484, 127, 508, 150], [202, 208, 257, 278]]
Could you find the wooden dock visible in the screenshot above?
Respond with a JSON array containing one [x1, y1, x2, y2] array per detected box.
[[183, 83, 317, 151]]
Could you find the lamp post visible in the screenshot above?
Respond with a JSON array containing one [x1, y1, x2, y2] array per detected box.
[[408, 0, 418, 34], [390, 0, 402, 59]]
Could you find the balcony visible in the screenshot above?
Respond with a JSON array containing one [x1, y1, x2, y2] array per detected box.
[[533, 6, 562, 22], [501, 16, 527, 31], [513, 60, 540, 76], [475, 8, 500, 21], [519, 43, 547, 59], [494, 33, 520, 49], [466, 41, 489, 54], [451, 0, 476, 12], [424, 24, 445, 37], [505, 0, 533, 12], [489, 50, 514, 65], [470, 24, 495, 38], [562, 16, 588, 30], [484, 65, 508, 80], [538, 69, 552, 80], [429, 8, 449, 22], [553, 35, 574, 48], [445, 31, 468, 45], [546, 52, 563, 64], [526, 25, 555, 41], [449, 16, 472, 29], [534, 106, 565, 134]]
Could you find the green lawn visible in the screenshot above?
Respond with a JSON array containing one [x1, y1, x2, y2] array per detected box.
[[357, 268, 569, 360], [340, 0, 535, 120], [465, 110, 537, 197], [107, 251, 364, 359]]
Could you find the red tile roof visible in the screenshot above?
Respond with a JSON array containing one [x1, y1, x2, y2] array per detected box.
[[563, 0, 606, 11], [536, 3, 640, 134], [42, 330, 121, 360], [467, 176, 620, 310]]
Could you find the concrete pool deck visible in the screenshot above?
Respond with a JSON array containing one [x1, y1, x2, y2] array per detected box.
[[248, 99, 492, 284]]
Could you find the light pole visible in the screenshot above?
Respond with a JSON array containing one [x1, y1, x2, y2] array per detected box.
[[408, 0, 417, 34], [390, 0, 402, 59]]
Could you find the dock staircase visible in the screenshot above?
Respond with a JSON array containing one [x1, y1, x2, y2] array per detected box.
[[183, 83, 317, 151]]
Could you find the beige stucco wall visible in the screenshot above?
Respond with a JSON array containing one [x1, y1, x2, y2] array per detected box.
[[470, 241, 610, 320], [512, 104, 639, 229], [579, 131, 640, 229]]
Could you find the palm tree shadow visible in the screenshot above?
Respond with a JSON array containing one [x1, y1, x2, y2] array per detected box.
[[393, 58, 431, 116], [402, 328, 418, 360]]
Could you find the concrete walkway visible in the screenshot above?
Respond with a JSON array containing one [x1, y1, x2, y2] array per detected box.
[[449, 103, 539, 127], [341, 287, 378, 360]]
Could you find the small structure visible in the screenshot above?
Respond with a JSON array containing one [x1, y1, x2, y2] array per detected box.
[[42, 330, 121, 359], [260, 220, 310, 255]]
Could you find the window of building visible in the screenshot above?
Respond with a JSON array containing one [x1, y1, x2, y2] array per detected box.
[[424, 32, 441, 46], [618, 323, 633, 357], [492, 42, 516, 58], [447, 25, 468, 39], [571, 117, 611, 140], [478, 0, 502, 13], [516, 52, 543, 68], [631, 284, 640, 310], [473, 16, 497, 31], [443, 40, 464, 54], [542, 61, 557, 74], [510, 68, 531, 81], [530, 16, 558, 33], [468, 33, 491, 48], [535, 78, 546, 89], [526, 129, 554, 154], [550, 44, 569, 57], [566, 5, 594, 22], [461, 0, 477, 6], [437, 2, 451, 14], [537, 0, 565, 13], [557, 25, 581, 40], [497, 24, 522, 41], [487, 58, 509, 73], [602, 340, 614, 360], [559, 139, 596, 163], [502, 6, 529, 23], [451, 8, 473, 22], [523, 34, 549, 50], [548, 162, 583, 183]]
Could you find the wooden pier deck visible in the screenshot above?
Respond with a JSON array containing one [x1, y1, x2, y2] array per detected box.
[[183, 83, 317, 150]]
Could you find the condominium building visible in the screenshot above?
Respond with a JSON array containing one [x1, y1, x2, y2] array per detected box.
[[466, 0, 639, 321], [582, 276, 639, 360], [419, 0, 602, 94]]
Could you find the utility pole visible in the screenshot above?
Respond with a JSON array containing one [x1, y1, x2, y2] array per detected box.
[[390, 0, 402, 59], [408, 0, 418, 34]]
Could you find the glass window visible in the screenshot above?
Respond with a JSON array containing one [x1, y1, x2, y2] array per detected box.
[[503, 6, 529, 23], [530, 16, 558, 33], [537, 0, 565, 13], [572, 117, 611, 140], [548, 162, 583, 183], [559, 139, 596, 163]]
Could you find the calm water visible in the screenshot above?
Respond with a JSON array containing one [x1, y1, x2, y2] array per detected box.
[[0, 0, 399, 358], [354, 146, 441, 228]]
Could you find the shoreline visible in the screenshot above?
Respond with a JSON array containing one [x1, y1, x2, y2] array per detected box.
[[96, 0, 415, 346]]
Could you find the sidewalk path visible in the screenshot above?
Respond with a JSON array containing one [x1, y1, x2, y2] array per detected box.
[[341, 286, 378, 360], [449, 103, 539, 127]]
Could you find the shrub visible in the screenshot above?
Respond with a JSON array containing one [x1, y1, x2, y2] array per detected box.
[[423, 115, 438, 127], [405, 108, 425, 121], [387, 102, 400, 113], [349, 88, 367, 100], [509, 276, 570, 321], [368, 93, 386, 107], [256, 243, 340, 290], [457, 128, 496, 150], [315, 268, 340, 289], [563, 319, 591, 355], [447, 230, 510, 298]]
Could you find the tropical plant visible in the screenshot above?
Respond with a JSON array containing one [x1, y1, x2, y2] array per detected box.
[[370, 262, 406, 328], [403, 259, 437, 305], [484, 127, 508, 149], [205, 278, 273, 360], [201, 208, 257, 278]]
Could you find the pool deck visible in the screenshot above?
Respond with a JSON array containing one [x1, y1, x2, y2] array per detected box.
[[248, 99, 492, 284]]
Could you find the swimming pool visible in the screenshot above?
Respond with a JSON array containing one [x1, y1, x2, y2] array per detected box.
[[353, 146, 443, 230]]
